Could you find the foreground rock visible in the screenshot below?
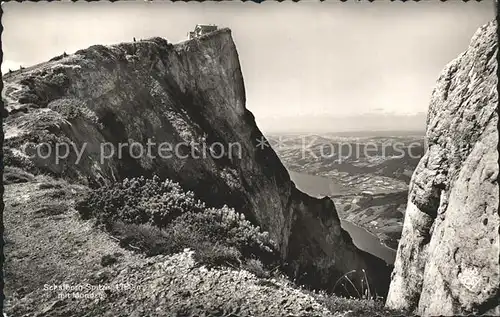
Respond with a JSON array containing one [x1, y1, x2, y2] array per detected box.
[[3, 29, 390, 293], [386, 21, 499, 315]]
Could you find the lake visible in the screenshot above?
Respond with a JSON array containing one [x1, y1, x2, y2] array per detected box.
[[288, 170, 344, 196], [340, 220, 396, 264], [289, 170, 397, 264]]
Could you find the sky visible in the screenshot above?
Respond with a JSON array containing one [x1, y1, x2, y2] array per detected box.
[[1, 0, 496, 131]]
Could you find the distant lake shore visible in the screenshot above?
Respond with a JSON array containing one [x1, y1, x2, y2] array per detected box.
[[341, 219, 396, 264], [289, 170, 397, 264]]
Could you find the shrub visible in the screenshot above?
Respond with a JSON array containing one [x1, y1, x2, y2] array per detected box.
[[78, 175, 206, 227], [107, 220, 174, 256], [38, 182, 63, 190], [100, 254, 118, 267], [243, 258, 270, 278], [33, 203, 68, 217], [48, 98, 101, 124], [163, 206, 277, 266], [77, 175, 280, 270], [193, 243, 242, 268], [3, 166, 35, 184]]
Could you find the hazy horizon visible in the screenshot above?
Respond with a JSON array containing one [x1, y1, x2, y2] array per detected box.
[[259, 111, 428, 134], [2, 0, 495, 132]]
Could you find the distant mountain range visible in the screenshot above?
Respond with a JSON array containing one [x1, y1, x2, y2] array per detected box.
[[255, 112, 427, 134]]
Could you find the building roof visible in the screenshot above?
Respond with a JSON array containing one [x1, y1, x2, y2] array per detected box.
[[194, 24, 218, 30]]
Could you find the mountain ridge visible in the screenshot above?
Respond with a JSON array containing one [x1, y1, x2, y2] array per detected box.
[[3, 28, 391, 297]]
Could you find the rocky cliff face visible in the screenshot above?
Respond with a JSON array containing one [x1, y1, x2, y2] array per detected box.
[[3, 29, 389, 294], [385, 21, 499, 315]]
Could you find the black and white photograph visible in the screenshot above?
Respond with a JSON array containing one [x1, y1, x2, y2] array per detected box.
[[1, 1, 498, 316]]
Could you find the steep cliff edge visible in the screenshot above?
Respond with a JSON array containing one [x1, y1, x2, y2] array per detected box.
[[3, 29, 390, 294], [385, 21, 499, 315]]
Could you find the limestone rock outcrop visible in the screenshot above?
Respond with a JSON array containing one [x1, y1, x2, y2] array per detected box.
[[3, 29, 390, 294], [386, 21, 499, 315]]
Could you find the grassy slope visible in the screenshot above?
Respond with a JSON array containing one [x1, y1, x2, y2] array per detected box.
[[4, 172, 397, 317]]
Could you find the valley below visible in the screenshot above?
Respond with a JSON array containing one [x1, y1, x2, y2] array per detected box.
[[269, 132, 424, 256]]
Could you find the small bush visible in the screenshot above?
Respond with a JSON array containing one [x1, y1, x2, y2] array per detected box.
[[77, 176, 280, 271], [2, 150, 30, 171], [38, 182, 63, 190], [33, 203, 68, 217], [243, 258, 270, 278], [3, 166, 35, 184], [48, 98, 100, 123], [168, 206, 275, 260], [78, 175, 206, 227], [193, 243, 242, 268], [108, 221, 174, 256], [100, 254, 118, 267]]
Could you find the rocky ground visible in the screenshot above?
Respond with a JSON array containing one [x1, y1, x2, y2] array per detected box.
[[3, 172, 395, 317]]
